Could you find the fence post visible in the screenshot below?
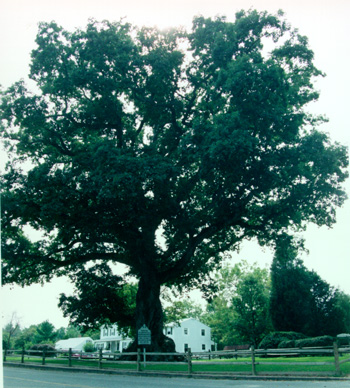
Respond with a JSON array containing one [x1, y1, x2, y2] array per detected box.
[[68, 348, 72, 367], [251, 345, 256, 376], [98, 348, 103, 369], [21, 347, 25, 363], [42, 350, 46, 365], [187, 348, 192, 375], [137, 348, 141, 372], [333, 342, 341, 376]]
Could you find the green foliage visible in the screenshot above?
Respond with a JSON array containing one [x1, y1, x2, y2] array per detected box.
[[8, 321, 101, 350], [2, 314, 21, 349], [14, 326, 37, 349], [164, 298, 204, 325], [1, 11, 348, 346], [269, 234, 349, 337], [335, 293, 350, 334], [202, 261, 271, 348], [231, 269, 272, 346], [258, 331, 307, 349], [35, 320, 57, 344], [83, 342, 95, 352], [83, 328, 101, 340], [3, 334, 10, 350], [58, 264, 137, 334], [202, 297, 238, 349], [337, 335, 350, 346], [29, 343, 56, 356], [56, 325, 101, 340], [294, 336, 334, 348], [278, 340, 296, 349], [55, 327, 66, 340], [9, 321, 62, 349]]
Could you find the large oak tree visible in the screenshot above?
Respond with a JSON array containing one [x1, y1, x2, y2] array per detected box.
[[1, 10, 348, 351]]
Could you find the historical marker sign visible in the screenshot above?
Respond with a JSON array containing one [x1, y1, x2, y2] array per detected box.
[[138, 324, 151, 346]]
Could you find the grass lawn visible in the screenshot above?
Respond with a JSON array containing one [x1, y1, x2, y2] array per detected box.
[[4, 355, 350, 376], [194, 356, 350, 375]]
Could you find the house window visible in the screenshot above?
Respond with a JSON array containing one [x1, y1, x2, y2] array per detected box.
[[103, 328, 108, 336], [201, 329, 205, 336], [110, 328, 115, 335], [184, 343, 189, 352], [184, 328, 188, 335], [202, 344, 206, 350]]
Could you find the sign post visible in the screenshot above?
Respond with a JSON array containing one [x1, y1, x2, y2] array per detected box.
[[138, 324, 151, 369]]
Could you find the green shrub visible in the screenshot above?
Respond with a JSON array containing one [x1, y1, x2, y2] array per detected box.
[[83, 342, 95, 352], [278, 339, 296, 349], [29, 344, 56, 357], [294, 335, 334, 348], [337, 334, 350, 346], [258, 332, 307, 349]]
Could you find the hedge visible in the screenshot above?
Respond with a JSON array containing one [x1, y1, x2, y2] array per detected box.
[[258, 332, 307, 349], [294, 336, 334, 348], [278, 339, 296, 349], [29, 344, 57, 356]]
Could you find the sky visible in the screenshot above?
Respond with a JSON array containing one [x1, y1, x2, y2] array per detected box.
[[0, 0, 349, 330]]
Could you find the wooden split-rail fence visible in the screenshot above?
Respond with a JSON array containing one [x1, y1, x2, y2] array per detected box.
[[3, 342, 350, 377]]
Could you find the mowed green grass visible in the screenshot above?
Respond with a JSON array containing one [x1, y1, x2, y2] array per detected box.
[[194, 356, 350, 375], [4, 355, 350, 376]]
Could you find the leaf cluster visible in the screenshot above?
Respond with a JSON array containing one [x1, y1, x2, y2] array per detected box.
[[58, 263, 137, 335]]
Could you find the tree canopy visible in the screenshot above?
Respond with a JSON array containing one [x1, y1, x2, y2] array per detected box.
[[58, 264, 137, 335], [202, 261, 271, 348], [1, 10, 348, 350], [270, 234, 350, 336]]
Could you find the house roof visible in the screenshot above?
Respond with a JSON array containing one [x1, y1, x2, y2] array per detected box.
[[165, 317, 210, 329], [55, 337, 92, 350]]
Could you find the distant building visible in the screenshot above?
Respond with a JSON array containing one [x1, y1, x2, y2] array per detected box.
[[164, 318, 215, 353], [55, 337, 93, 352], [94, 324, 133, 353]]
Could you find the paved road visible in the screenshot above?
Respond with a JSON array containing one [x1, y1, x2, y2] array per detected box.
[[3, 367, 350, 388]]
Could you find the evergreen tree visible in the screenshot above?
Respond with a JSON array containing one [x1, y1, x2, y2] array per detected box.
[[270, 234, 349, 336]]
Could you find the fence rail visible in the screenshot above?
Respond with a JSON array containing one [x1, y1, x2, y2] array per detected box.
[[3, 343, 350, 377]]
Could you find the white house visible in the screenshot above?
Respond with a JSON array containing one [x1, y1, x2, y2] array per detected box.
[[164, 318, 215, 353], [94, 324, 133, 353], [55, 337, 93, 352]]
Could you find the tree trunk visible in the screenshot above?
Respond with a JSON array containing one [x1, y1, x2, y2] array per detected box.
[[127, 269, 175, 353]]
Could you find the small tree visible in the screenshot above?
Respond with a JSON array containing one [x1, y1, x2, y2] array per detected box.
[[34, 321, 57, 344], [202, 261, 271, 347], [83, 342, 95, 353], [232, 271, 272, 346], [203, 297, 238, 349], [3, 313, 21, 350], [14, 326, 37, 349]]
